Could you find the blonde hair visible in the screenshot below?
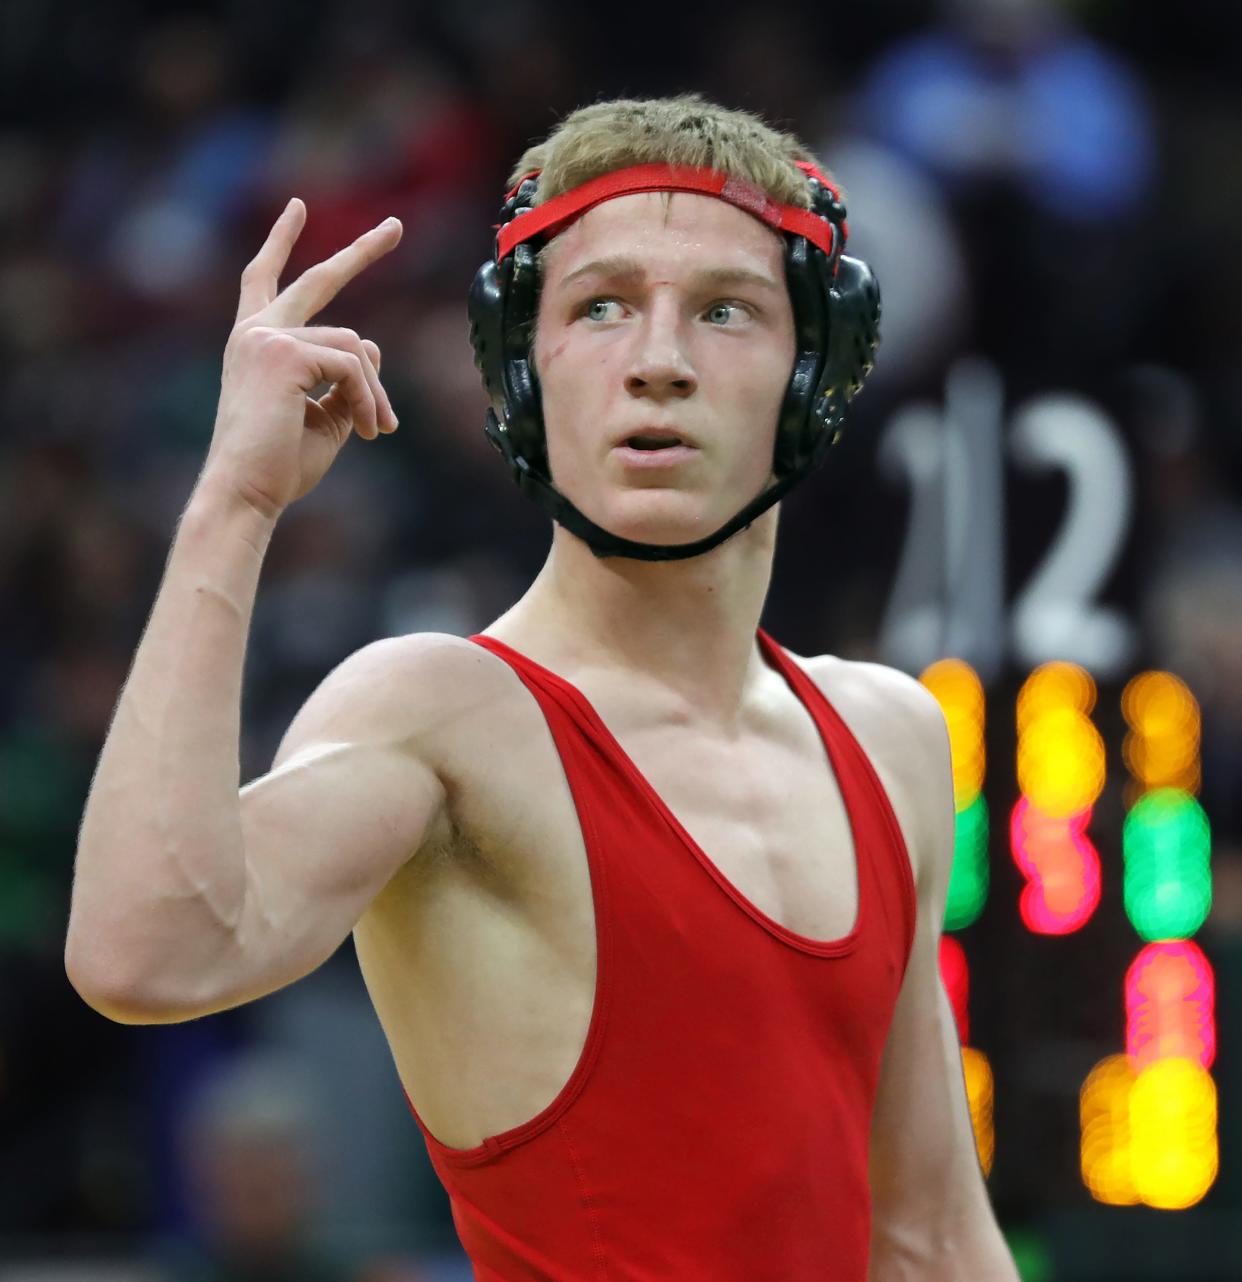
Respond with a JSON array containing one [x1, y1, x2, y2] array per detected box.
[[508, 93, 827, 211]]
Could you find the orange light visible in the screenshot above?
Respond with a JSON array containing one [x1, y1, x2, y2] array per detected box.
[[962, 1047, 994, 1177], [1080, 1055, 1138, 1205], [921, 659, 986, 809]]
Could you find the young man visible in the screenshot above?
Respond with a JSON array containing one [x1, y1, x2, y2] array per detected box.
[[67, 96, 1019, 1279]]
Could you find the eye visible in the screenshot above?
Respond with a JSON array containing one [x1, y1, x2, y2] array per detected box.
[[705, 302, 748, 326], [583, 298, 625, 322]]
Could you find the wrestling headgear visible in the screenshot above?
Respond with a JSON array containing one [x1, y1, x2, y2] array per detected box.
[[468, 161, 881, 561]]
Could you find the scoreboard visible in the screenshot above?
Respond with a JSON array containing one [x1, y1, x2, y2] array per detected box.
[[871, 357, 1221, 1220]]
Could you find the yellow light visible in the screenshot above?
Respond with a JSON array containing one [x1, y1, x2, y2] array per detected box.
[[1017, 662, 1096, 731], [961, 1046, 995, 1177], [1017, 708, 1107, 816], [1080, 1055, 1138, 1205], [1130, 1059, 1218, 1209]]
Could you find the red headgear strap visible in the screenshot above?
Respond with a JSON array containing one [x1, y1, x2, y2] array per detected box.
[[495, 161, 845, 262]]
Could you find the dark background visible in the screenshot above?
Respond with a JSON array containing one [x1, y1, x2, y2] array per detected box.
[[2, 0, 1241, 1278]]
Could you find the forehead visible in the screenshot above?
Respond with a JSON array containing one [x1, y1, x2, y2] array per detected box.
[[540, 190, 786, 286]]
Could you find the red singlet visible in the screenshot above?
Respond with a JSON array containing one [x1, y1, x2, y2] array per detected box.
[[403, 628, 918, 1280]]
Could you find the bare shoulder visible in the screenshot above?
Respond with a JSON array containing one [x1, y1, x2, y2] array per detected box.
[[272, 631, 521, 771], [786, 651, 948, 764], [784, 649, 954, 892]]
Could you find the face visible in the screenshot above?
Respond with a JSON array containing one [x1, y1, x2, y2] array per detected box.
[[533, 191, 796, 547]]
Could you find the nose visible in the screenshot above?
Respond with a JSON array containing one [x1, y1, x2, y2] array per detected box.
[[624, 303, 697, 401]]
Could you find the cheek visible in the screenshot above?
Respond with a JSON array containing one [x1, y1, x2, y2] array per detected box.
[[727, 339, 793, 416], [535, 333, 598, 481], [535, 336, 576, 437]]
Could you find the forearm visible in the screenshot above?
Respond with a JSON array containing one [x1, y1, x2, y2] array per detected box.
[[67, 472, 278, 1017]]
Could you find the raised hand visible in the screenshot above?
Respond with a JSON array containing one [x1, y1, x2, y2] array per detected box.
[[202, 198, 404, 518]]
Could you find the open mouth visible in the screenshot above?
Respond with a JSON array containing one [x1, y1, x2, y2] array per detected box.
[[626, 435, 685, 450]]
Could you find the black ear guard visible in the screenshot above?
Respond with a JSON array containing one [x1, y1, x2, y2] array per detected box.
[[467, 169, 880, 561]]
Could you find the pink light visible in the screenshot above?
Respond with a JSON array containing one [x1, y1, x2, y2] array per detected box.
[[939, 936, 969, 1044], [1125, 940, 1216, 1070], [1011, 797, 1103, 934]]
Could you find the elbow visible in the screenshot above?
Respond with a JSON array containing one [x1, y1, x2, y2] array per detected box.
[[64, 933, 198, 1026]]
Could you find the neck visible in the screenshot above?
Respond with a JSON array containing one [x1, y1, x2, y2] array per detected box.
[[490, 507, 780, 724]]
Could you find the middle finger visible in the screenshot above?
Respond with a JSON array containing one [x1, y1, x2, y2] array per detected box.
[[268, 217, 403, 328]]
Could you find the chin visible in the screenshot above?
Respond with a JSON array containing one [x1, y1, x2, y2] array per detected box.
[[581, 487, 736, 548]]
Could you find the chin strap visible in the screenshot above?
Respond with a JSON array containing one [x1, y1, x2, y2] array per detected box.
[[485, 410, 817, 561]]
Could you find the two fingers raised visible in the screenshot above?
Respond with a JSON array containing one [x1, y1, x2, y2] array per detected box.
[[234, 200, 402, 442], [236, 198, 403, 329]]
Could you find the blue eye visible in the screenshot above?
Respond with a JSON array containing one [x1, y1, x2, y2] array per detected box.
[[706, 302, 744, 325], [585, 298, 623, 322]]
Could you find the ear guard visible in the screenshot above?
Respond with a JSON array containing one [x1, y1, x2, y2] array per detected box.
[[468, 164, 880, 561]]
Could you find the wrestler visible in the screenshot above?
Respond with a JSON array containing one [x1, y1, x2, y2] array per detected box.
[[68, 95, 1019, 1280]]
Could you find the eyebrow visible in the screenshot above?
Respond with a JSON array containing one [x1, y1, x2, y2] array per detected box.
[[555, 254, 783, 295]]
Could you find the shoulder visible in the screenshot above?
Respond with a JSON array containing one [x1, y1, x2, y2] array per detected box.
[[272, 632, 522, 771], [784, 649, 954, 896], [788, 650, 949, 768]]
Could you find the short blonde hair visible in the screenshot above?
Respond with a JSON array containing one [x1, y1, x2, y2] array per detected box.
[[508, 93, 827, 211]]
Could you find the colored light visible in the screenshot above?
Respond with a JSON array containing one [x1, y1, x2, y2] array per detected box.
[[1017, 708, 1107, 817], [1010, 798, 1102, 934], [921, 659, 986, 810], [962, 1046, 994, 1177], [1017, 662, 1096, 730], [1123, 789, 1212, 941], [939, 935, 970, 1044], [1080, 1054, 1138, 1205], [1130, 1058, 1218, 1209], [945, 794, 989, 930], [1125, 941, 1216, 1071], [1113, 669, 1218, 1212], [1005, 1229, 1054, 1282], [922, 659, 990, 929], [1123, 672, 1201, 794]]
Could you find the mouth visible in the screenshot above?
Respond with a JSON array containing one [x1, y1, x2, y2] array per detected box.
[[625, 434, 685, 451], [612, 435, 698, 470], [613, 425, 696, 452]]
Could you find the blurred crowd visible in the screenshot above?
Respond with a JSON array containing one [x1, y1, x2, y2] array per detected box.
[[1, 0, 1241, 1277]]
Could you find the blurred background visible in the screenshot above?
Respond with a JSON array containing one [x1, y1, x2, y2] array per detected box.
[[1, 0, 1240, 1277]]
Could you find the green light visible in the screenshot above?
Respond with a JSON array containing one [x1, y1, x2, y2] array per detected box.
[[1005, 1227, 1054, 1282], [945, 794, 989, 930], [1123, 789, 1212, 941]]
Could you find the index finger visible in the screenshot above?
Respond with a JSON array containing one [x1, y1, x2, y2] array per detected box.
[[235, 197, 307, 324], [268, 217, 404, 328]]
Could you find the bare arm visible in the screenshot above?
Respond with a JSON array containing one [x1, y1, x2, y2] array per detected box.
[[64, 200, 434, 1023], [858, 670, 1020, 1282]]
